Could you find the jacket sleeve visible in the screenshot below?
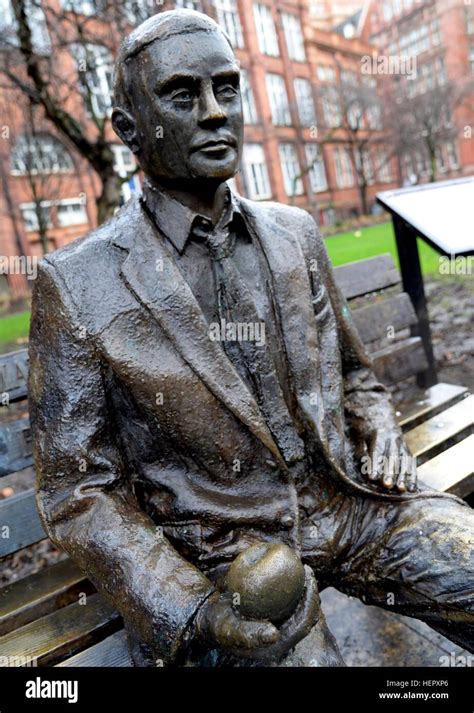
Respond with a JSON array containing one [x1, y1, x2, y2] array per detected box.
[[28, 259, 215, 665], [298, 212, 403, 439]]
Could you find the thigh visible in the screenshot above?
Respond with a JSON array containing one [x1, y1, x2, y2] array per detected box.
[[332, 492, 474, 611]]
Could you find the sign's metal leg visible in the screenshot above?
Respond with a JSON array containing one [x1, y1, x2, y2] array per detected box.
[[393, 216, 438, 389]]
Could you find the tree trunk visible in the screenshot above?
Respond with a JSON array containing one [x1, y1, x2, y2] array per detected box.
[[358, 180, 369, 216], [96, 171, 124, 225]]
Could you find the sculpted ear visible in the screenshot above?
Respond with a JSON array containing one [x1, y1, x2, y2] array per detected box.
[[112, 108, 140, 154]]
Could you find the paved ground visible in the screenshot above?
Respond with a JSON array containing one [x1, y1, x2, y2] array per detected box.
[[320, 588, 471, 667]]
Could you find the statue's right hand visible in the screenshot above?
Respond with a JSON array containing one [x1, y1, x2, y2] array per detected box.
[[194, 591, 279, 654]]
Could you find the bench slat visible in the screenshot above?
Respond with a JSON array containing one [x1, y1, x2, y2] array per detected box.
[[0, 592, 121, 666], [417, 435, 474, 499], [334, 254, 400, 300], [0, 350, 29, 404], [0, 490, 45, 557], [0, 418, 34, 477], [0, 559, 92, 636], [56, 628, 132, 667], [397, 383, 468, 431], [405, 395, 474, 466], [372, 337, 428, 384], [352, 293, 417, 344]]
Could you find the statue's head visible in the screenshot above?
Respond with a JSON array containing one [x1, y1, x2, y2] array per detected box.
[[112, 9, 243, 189]]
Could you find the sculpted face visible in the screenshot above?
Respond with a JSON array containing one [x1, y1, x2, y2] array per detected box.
[[125, 29, 243, 186]]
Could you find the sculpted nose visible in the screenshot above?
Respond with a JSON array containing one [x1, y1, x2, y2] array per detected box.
[[199, 84, 226, 125]]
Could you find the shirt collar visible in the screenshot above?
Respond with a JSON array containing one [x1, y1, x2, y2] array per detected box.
[[141, 179, 242, 255]]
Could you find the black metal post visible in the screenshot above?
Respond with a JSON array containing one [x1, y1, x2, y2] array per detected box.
[[393, 215, 438, 388]]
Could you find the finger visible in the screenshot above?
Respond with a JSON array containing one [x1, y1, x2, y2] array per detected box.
[[226, 615, 279, 650], [396, 440, 410, 492], [381, 437, 395, 490], [279, 566, 320, 636], [406, 457, 418, 492], [367, 431, 383, 481]]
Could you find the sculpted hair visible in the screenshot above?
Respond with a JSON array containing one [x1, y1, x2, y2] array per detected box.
[[113, 9, 234, 116]]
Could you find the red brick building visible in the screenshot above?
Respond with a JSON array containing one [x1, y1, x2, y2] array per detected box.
[[0, 0, 398, 298], [360, 0, 474, 184]]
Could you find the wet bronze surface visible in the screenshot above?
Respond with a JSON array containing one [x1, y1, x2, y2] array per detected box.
[[29, 10, 474, 666]]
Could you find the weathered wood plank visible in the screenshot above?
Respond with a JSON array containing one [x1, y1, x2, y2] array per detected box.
[[352, 293, 417, 344], [405, 395, 474, 466], [334, 254, 400, 300], [372, 337, 428, 384], [57, 629, 132, 667], [417, 435, 474, 499], [0, 418, 34, 477], [0, 350, 28, 404], [0, 489, 45, 558], [397, 383, 468, 431], [0, 592, 121, 666], [0, 559, 93, 636]]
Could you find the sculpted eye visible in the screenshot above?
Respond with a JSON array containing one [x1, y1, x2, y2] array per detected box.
[[217, 84, 237, 96], [170, 88, 194, 103]]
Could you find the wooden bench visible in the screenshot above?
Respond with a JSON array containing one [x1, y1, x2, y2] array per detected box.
[[0, 253, 472, 667]]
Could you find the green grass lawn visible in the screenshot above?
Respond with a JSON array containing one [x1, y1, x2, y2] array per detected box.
[[325, 221, 441, 275], [0, 221, 444, 351], [0, 310, 30, 353]]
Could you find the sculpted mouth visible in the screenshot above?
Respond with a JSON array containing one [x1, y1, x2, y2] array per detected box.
[[192, 138, 236, 152]]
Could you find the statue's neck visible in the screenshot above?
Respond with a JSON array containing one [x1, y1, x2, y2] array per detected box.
[[145, 177, 228, 223]]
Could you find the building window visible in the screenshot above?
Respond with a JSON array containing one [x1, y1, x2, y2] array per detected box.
[[253, 3, 279, 57], [279, 144, 303, 196], [71, 43, 114, 118], [305, 144, 327, 192], [333, 147, 353, 188], [20, 202, 52, 232], [240, 70, 258, 124], [61, 0, 97, 13], [321, 87, 341, 127], [266, 73, 291, 126], [317, 65, 336, 82], [57, 200, 88, 227], [113, 145, 136, 178], [415, 150, 428, 176], [465, 5, 474, 35], [176, 0, 202, 9], [242, 144, 272, 200], [366, 103, 382, 130], [120, 175, 141, 205], [375, 149, 392, 182], [1, 0, 50, 54], [435, 146, 446, 173], [281, 12, 305, 62], [435, 56, 446, 85], [431, 18, 441, 46], [446, 141, 459, 170], [214, 0, 244, 49], [293, 78, 316, 127], [122, 0, 157, 24], [11, 134, 73, 175]]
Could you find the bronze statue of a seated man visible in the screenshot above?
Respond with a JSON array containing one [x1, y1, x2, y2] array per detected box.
[[28, 9, 474, 666]]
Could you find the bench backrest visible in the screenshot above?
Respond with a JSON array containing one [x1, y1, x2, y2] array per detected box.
[[0, 253, 431, 558]]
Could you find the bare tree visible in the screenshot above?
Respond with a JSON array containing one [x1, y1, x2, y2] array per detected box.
[[313, 64, 393, 216], [0, 0, 151, 224], [382, 71, 474, 184]]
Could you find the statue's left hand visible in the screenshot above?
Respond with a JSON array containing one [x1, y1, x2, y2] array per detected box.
[[229, 564, 321, 662], [365, 430, 417, 493]]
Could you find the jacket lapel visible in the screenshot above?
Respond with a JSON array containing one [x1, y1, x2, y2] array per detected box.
[[112, 197, 284, 465], [237, 197, 328, 446]]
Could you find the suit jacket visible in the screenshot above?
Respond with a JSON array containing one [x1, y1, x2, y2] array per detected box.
[[28, 191, 406, 665]]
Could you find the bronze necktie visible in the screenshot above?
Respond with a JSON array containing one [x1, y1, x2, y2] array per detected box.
[[192, 217, 306, 465]]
